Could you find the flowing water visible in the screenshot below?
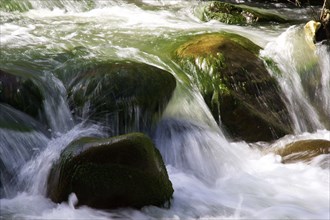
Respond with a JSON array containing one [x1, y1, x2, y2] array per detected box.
[[0, 0, 329, 219]]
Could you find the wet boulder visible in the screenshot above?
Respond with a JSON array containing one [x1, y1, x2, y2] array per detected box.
[[0, 69, 44, 119], [276, 139, 330, 163], [47, 132, 173, 209], [65, 61, 176, 135], [174, 33, 293, 142], [201, 1, 288, 25]]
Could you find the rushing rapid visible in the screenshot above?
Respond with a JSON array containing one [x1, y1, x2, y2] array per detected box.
[[0, 0, 329, 219]]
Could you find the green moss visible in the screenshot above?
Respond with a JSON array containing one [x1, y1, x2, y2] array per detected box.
[[47, 133, 173, 209], [173, 33, 293, 142], [175, 33, 260, 58], [262, 57, 282, 76]]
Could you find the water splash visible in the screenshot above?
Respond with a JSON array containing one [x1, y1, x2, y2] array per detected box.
[[315, 44, 330, 124], [39, 72, 74, 136], [18, 123, 104, 195]]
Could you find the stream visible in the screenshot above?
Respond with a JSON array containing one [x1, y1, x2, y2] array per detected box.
[[0, 0, 329, 219]]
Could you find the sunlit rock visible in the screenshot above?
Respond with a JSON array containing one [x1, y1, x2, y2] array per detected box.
[[276, 139, 330, 164], [174, 33, 293, 142], [47, 132, 173, 209], [304, 20, 321, 49]]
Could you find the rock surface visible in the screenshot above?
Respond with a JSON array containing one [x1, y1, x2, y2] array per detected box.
[[64, 61, 176, 135], [0, 69, 44, 119], [276, 139, 330, 163], [174, 33, 293, 142], [202, 1, 288, 25], [47, 132, 174, 209]]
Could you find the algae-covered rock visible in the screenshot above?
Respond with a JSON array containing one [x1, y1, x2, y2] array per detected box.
[[0, 69, 44, 119], [174, 33, 293, 142], [66, 61, 176, 135], [47, 132, 173, 209], [202, 1, 288, 25], [276, 139, 330, 163]]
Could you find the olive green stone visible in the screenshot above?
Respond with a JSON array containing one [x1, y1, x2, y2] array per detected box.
[[174, 33, 293, 142], [47, 132, 173, 209]]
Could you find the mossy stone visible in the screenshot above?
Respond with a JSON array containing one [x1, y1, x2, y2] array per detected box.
[[0, 69, 44, 120], [175, 33, 293, 142], [277, 139, 330, 163], [202, 1, 288, 25], [47, 132, 173, 209], [66, 61, 176, 135]]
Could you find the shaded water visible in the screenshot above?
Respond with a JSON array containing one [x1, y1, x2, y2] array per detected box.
[[0, 0, 329, 219]]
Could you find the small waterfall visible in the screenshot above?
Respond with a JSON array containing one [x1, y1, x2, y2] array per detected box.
[[316, 44, 330, 123], [39, 72, 74, 136], [1, 0, 329, 219], [155, 118, 246, 183], [18, 124, 104, 195], [260, 25, 328, 132], [154, 85, 247, 183], [0, 105, 49, 198]]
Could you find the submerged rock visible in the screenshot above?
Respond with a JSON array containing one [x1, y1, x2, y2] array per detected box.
[[65, 61, 176, 135], [47, 132, 173, 209], [276, 139, 330, 163], [201, 1, 288, 25], [174, 33, 293, 142]]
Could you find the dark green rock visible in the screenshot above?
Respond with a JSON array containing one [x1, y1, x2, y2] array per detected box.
[[276, 139, 330, 163], [47, 132, 173, 209], [174, 33, 293, 142], [202, 1, 288, 25], [0, 103, 48, 134], [0, 69, 44, 119], [65, 61, 176, 135]]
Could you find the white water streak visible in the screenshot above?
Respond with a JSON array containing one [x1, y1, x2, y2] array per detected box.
[[18, 124, 104, 195], [316, 44, 330, 118], [261, 26, 326, 132]]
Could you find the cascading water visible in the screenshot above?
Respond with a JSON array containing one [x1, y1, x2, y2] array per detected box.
[[0, 0, 329, 219], [316, 44, 330, 121], [261, 25, 330, 132]]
